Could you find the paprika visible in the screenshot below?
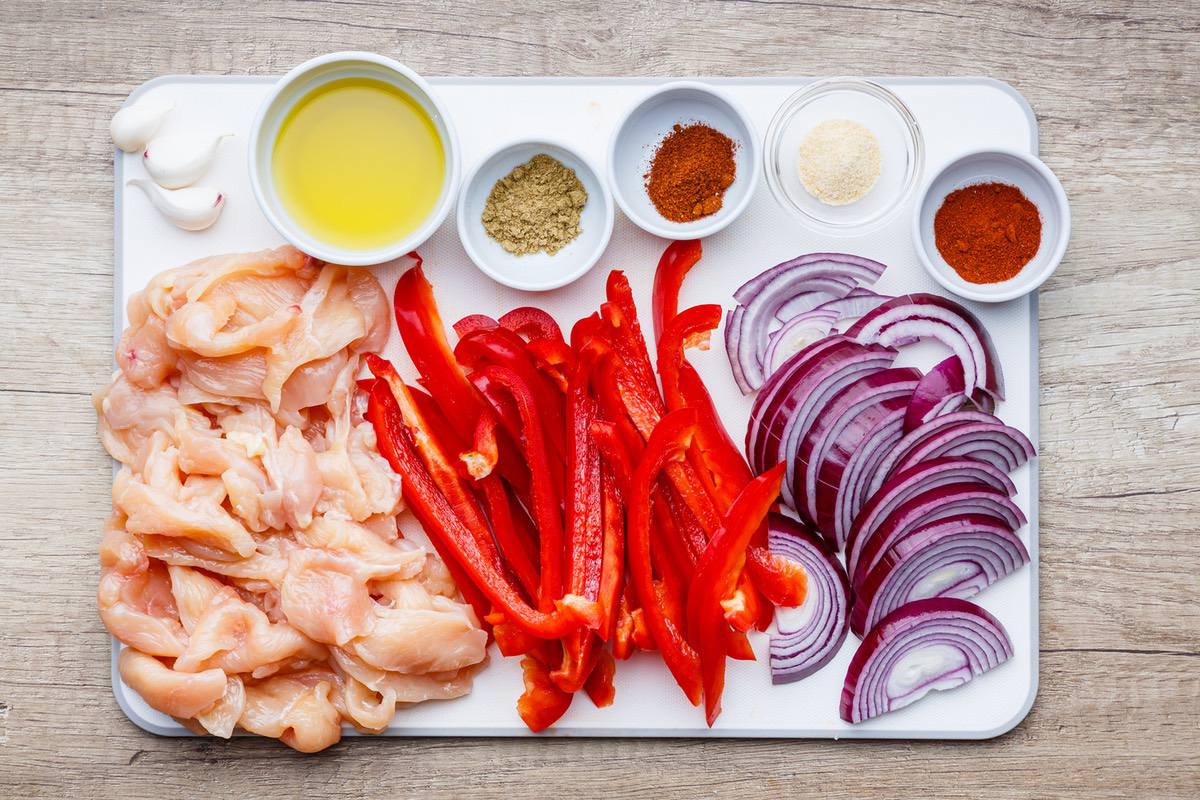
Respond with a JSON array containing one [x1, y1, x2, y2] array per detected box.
[[645, 123, 736, 223], [934, 182, 1041, 284]]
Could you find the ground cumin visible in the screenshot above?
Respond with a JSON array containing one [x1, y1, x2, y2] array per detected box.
[[482, 154, 587, 256], [934, 182, 1041, 284], [645, 123, 736, 223]]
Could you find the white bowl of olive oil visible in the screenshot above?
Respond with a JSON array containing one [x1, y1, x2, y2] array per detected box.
[[249, 52, 460, 266]]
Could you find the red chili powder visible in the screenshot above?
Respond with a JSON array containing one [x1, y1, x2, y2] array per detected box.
[[645, 123, 736, 223], [934, 182, 1042, 284]]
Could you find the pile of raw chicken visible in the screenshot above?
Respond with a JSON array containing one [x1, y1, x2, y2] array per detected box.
[[94, 246, 487, 751]]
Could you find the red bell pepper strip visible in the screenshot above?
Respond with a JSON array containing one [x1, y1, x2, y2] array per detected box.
[[459, 410, 499, 479], [583, 648, 616, 708], [490, 613, 538, 657], [630, 607, 656, 651], [480, 476, 541, 602], [687, 462, 785, 726], [454, 326, 568, 481], [602, 271, 665, 415], [452, 313, 499, 338], [746, 546, 808, 607], [612, 589, 636, 660], [651, 239, 703, 343], [366, 380, 597, 638], [393, 261, 528, 490], [596, 464, 624, 641], [517, 652, 574, 732], [366, 354, 502, 574], [725, 627, 756, 661], [499, 306, 566, 344], [525, 337, 574, 392], [629, 408, 704, 705], [477, 364, 566, 611], [553, 351, 604, 693]]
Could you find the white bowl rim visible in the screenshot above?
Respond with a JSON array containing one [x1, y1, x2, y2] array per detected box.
[[607, 80, 761, 240], [456, 137, 615, 292], [911, 146, 1070, 303], [247, 51, 461, 266]]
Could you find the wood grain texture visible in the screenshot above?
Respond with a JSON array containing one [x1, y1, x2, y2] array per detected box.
[[0, 1, 1197, 797]]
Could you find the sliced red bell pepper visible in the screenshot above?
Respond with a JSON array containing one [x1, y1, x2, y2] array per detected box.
[[746, 545, 808, 608], [612, 588, 636, 660], [366, 354, 502, 574], [366, 380, 596, 639], [477, 364, 565, 611], [725, 627, 756, 661], [553, 351, 604, 693], [499, 306, 566, 345], [490, 612, 538, 657], [651, 239, 703, 342], [629, 408, 704, 705], [596, 464, 624, 641], [517, 652, 574, 732], [480, 476, 540, 602], [393, 261, 528, 490], [687, 462, 785, 726], [452, 313, 499, 338], [459, 410, 499, 479], [583, 648, 616, 708], [602, 271, 665, 415]]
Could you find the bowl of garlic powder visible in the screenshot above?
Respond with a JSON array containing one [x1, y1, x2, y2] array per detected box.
[[764, 78, 924, 235]]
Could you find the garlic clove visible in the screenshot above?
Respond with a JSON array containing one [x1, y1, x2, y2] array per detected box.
[[129, 179, 225, 231], [142, 132, 232, 189], [111, 96, 174, 153]]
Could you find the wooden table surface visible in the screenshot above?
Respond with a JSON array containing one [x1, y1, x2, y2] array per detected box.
[[1, 1, 1197, 797]]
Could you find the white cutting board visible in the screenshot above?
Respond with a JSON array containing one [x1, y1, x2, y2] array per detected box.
[[112, 76, 1039, 739]]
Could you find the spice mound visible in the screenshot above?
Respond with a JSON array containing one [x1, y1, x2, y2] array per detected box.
[[645, 123, 736, 223], [934, 182, 1042, 284], [796, 119, 881, 206], [483, 153, 588, 255]]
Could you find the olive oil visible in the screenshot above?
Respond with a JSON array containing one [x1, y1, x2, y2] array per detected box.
[[272, 77, 445, 251]]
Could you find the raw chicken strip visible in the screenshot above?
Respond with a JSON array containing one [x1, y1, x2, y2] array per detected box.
[[96, 246, 485, 752]]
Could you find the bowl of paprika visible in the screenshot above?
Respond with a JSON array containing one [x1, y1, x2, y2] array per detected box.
[[914, 147, 1070, 303], [608, 81, 760, 240]]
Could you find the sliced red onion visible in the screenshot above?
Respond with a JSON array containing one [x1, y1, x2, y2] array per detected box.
[[840, 597, 1013, 724], [850, 486, 1027, 588], [849, 514, 1030, 636], [905, 356, 967, 432], [846, 457, 1017, 578], [762, 309, 839, 377], [768, 514, 850, 684], [889, 421, 1037, 479], [865, 410, 1001, 498], [813, 288, 892, 320], [773, 276, 859, 321], [726, 254, 887, 394], [799, 369, 920, 537], [747, 338, 896, 499], [846, 293, 1004, 403], [830, 407, 906, 552]]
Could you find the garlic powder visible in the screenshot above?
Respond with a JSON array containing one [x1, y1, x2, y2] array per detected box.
[[795, 119, 882, 206]]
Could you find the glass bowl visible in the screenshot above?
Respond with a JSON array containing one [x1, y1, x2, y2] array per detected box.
[[764, 78, 923, 235]]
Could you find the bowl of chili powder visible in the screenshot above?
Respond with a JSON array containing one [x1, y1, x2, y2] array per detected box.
[[913, 147, 1070, 303], [609, 81, 760, 240]]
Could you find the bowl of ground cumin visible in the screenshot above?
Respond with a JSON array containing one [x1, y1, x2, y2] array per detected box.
[[458, 139, 614, 291], [609, 81, 760, 239]]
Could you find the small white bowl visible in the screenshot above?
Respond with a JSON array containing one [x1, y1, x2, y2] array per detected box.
[[913, 148, 1070, 303], [764, 78, 923, 235], [457, 139, 614, 292], [609, 81, 759, 240], [248, 51, 460, 266]]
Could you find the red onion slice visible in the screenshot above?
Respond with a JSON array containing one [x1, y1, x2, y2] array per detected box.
[[762, 309, 839, 376], [800, 369, 920, 537], [850, 486, 1027, 588], [846, 458, 1017, 575], [846, 293, 1004, 402], [840, 597, 1013, 723], [890, 421, 1037, 479], [905, 356, 967, 432], [849, 514, 1030, 636], [726, 254, 886, 393], [865, 410, 1001, 498], [813, 288, 892, 320], [829, 407, 906, 551], [773, 276, 859, 321], [768, 514, 850, 684], [791, 368, 917, 519]]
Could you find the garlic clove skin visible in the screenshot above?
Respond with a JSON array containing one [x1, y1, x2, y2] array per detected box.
[[111, 97, 174, 153], [129, 179, 225, 231], [142, 132, 232, 189]]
